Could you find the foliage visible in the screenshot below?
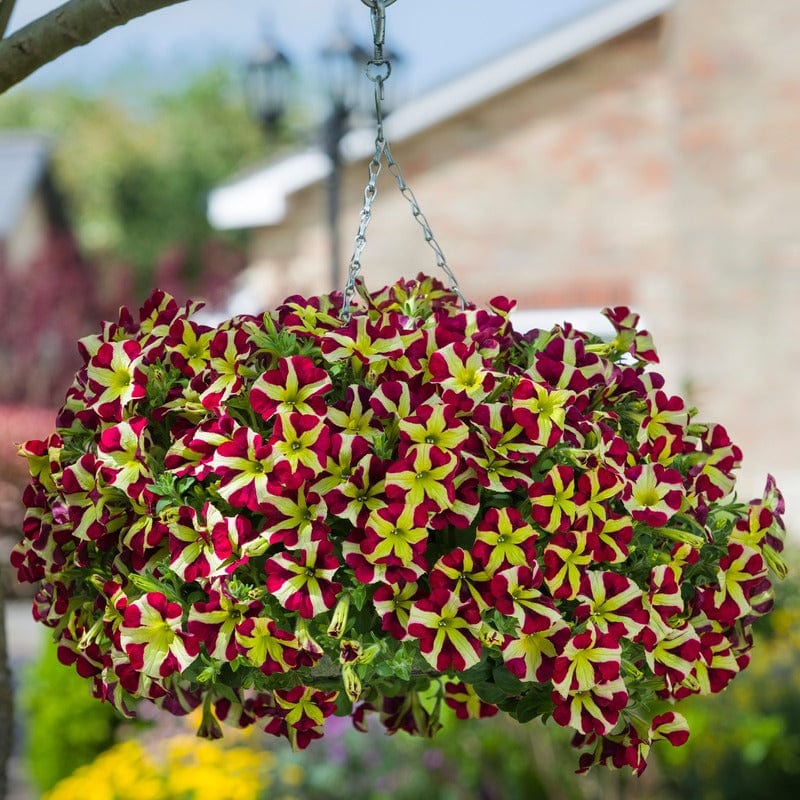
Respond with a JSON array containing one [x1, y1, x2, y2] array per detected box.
[[21, 635, 119, 793], [657, 559, 800, 800], [10, 273, 787, 774], [0, 67, 287, 292]]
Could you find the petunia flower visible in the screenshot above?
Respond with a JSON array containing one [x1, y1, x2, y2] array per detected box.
[[407, 589, 483, 672], [264, 540, 342, 619], [511, 379, 574, 447], [250, 355, 332, 421], [551, 677, 629, 736], [373, 580, 421, 640], [235, 617, 301, 675], [96, 416, 154, 503], [471, 506, 538, 575], [84, 339, 148, 421], [573, 571, 649, 640], [529, 465, 578, 533], [384, 447, 457, 512], [120, 592, 196, 679], [444, 681, 499, 720], [427, 342, 495, 408], [501, 611, 570, 683], [622, 463, 684, 527]]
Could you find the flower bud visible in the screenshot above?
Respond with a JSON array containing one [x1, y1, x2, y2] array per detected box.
[[327, 594, 351, 639], [479, 624, 504, 648], [295, 619, 324, 660], [342, 663, 362, 702]]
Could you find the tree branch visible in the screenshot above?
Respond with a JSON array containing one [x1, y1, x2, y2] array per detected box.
[[0, 0, 20, 40], [0, 0, 191, 94]]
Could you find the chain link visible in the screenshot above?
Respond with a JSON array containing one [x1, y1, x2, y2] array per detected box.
[[340, 0, 466, 321]]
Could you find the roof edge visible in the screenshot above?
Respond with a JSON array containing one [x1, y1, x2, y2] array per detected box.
[[208, 0, 672, 231]]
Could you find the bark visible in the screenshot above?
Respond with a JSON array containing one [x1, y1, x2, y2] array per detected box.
[[0, 1, 19, 40], [0, 0, 191, 94]]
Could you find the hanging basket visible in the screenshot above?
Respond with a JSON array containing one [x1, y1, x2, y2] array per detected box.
[[11, 274, 787, 771]]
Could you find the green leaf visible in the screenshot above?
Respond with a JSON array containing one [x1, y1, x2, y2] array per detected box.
[[350, 583, 368, 612], [514, 687, 553, 723], [472, 681, 508, 706], [492, 664, 526, 695]]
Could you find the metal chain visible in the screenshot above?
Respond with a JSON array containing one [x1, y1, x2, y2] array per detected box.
[[340, 0, 466, 321]]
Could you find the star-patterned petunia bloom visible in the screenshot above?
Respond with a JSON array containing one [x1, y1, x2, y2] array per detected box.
[[511, 379, 574, 448], [430, 548, 493, 611], [407, 590, 483, 672], [165, 504, 238, 582], [272, 685, 339, 732], [250, 355, 332, 421], [196, 327, 251, 412], [397, 400, 470, 457], [669, 630, 742, 699], [361, 503, 429, 570], [326, 456, 387, 526], [264, 540, 342, 619], [321, 316, 404, 364], [501, 612, 571, 683], [96, 416, 154, 502], [59, 453, 118, 543], [471, 402, 541, 465], [529, 465, 579, 533], [259, 487, 328, 551], [641, 622, 701, 692], [269, 412, 331, 482], [235, 617, 301, 675], [622, 463, 684, 527], [575, 467, 624, 530], [551, 628, 622, 697], [697, 542, 768, 625], [444, 681, 499, 720], [384, 447, 457, 512], [543, 531, 594, 600], [471, 506, 538, 575], [427, 342, 495, 408], [187, 585, 262, 662], [551, 677, 630, 736], [166, 317, 214, 378], [573, 571, 649, 640], [489, 565, 553, 627], [208, 424, 276, 511], [120, 592, 196, 679], [373, 580, 422, 640], [84, 339, 148, 421]]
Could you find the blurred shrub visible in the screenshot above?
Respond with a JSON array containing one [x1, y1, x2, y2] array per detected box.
[[658, 552, 800, 800], [288, 706, 669, 800], [22, 636, 120, 793], [0, 67, 295, 295], [41, 736, 286, 800]]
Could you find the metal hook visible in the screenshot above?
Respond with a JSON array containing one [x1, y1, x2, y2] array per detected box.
[[360, 0, 397, 7]]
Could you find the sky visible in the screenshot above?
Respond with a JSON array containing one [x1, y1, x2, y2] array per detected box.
[[7, 0, 610, 101]]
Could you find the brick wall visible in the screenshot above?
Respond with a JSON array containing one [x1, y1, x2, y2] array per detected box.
[[246, 20, 669, 312], [660, 0, 800, 523], [240, 6, 799, 529]]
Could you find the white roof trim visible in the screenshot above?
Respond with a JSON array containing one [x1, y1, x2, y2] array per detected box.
[[208, 0, 671, 231], [208, 150, 331, 230]]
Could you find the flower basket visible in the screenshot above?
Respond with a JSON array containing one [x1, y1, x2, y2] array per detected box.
[[11, 274, 787, 772]]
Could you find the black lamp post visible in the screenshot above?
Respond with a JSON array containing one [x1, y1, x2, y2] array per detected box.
[[245, 28, 390, 294], [319, 31, 370, 294], [244, 39, 292, 132]]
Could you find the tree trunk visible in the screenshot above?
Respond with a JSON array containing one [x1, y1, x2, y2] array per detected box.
[[0, 574, 13, 800]]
